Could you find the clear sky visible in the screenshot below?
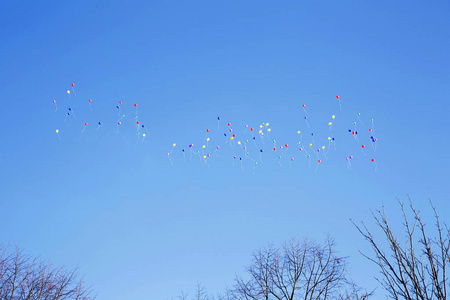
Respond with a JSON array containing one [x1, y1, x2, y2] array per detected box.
[[1, 0, 449, 299]]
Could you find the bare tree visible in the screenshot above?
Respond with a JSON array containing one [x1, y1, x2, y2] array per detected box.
[[0, 244, 95, 300], [352, 198, 450, 300], [231, 236, 369, 300]]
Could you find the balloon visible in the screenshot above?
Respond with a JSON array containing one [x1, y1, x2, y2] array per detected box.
[[232, 134, 236, 137], [238, 141, 241, 145], [173, 143, 176, 147], [371, 158, 375, 162], [273, 148, 276, 151], [207, 138, 210, 141], [202, 145, 206, 149], [143, 134, 146, 137], [227, 123, 231, 126], [318, 160, 321, 163], [302, 104, 306, 107], [328, 122, 332, 126], [309, 144, 312, 147], [67, 90, 70, 94], [119, 101, 122, 104], [118, 121, 121, 125], [71, 83, 74, 87], [266, 123, 269, 126], [136, 122, 139, 124], [285, 144, 288, 147], [336, 95, 339, 99], [251, 128, 254, 131], [230, 137, 234, 140], [207, 129, 210, 132], [134, 104, 137, 107], [332, 115, 335, 119], [89, 99, 92, 102], [260, 149, 263, 152], [297, 131, 301, 134], [55, 129, 59, 133], [217, 117, 220, 120], [361, 145, 365, 148], [84, 122, 88, 126]]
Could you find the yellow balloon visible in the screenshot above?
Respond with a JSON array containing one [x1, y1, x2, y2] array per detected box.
[[202, 145, 206, 149], [328, 137, 331, 140], [55, 129, 59, 133], [259, 130, 262, 134], [266, 123, 269, 126], [67, 90, 70, 94], [207, 138, 210, 141], [203, 155, 206, 159], [173, 143, 176, 147], [143, 134, 146, 137], [309, 143, 312, 147], [322, 146, 325, 149], [268, 128, 271, 132], [238, 141, 241, 145], [259, 125, 263, 128], [230, 137, 234, 140], [328, 122, 332, 126], [332, 115, 335, 119], [297, 130, 301, 134]]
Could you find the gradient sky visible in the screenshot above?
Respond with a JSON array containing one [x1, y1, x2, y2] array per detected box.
[[1, 1, 449, 299]]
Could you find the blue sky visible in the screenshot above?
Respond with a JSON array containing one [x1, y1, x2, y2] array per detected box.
[[1, 0, 449, 299]]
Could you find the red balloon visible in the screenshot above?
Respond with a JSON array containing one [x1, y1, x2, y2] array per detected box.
[[352, 131, 355, 135], [136, 122, 139, 124], [119, 101, 122, 104], [369, 128, 372, 132], [89, 99, 92, 102], [250, 128, 254, 131], [72, 83, 74, 87], [207, 129, 210, 132], [84, 122, 88, 126], [318, 159, 321, 163], [302, 104, 306, 108], [285, 144, 288, 147], [361, 145, 365, 148], [232, 134, 236, 137], [371, 159, 375, 162], [227, 123, 231, 126], [336, 95, 339, 99], [273, 148, 276, 151], [134, 104, 137, 107]]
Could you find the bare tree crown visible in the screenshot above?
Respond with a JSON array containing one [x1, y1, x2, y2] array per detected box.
[[0, 244, 95, 300], [352, 198, 450, 300]]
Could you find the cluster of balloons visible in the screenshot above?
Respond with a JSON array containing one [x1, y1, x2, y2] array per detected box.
[[167, 95, 379, 172], [53, 83, 150, 142]]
